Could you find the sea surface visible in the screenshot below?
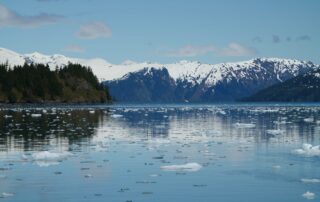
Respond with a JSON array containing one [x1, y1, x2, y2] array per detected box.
[[0, 103, 319, 202]]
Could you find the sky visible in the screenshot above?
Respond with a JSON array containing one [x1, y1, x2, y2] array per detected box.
[[0, 0, 319, 64]]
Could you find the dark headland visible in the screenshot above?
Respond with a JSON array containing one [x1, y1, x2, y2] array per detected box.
[[0, 63, 112, 103]]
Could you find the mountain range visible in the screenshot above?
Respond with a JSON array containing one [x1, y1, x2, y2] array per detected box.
[[104, 58, 319, 102], [243, 69, 320, 102], [0, 47, 319, 102]]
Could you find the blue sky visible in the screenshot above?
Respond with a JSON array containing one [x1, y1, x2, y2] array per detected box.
[[0, 0, 319, 64]]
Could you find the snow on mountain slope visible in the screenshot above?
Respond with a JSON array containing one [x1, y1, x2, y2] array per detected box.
[[106, 58, 318, 87], [0, 47, 113, 81], [0, 47, 318, 85], [0, 48, 26, 65], [1, 47, 319, 102], [104, 58, 319, 102]]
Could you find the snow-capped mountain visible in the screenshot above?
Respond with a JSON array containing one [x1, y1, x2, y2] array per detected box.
[[104, 58, 319, 102], [0, 47, 112, 81], [0, 47, 319, 102]]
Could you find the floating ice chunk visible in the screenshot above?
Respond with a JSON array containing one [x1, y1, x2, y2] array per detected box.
[[266, 129, 284, 136], [292, 144, 320, 157], [234, 123, 256, 128], [32, 151, 72, 161], [302, 191, 315, 200], [4, 115, 12, 118], [84, 174, 93, 178], [149, 174, 161, 177], [148, 139, 171, 145], [301, 178, 320, 183], [273, 120, 288, 125], [111, 114, 123, 118], [32, 151, 72, 167], [35, 161, 60, 167], [31, 114, 42, 118], [304, 118, 314, 123], [1, 192, 14, 198], [161, 163, 202, 172], [89, 110, 95, 114], [272, 165, 281, 169], [21, 154, 29, 160], [217, 110, 226, 115]]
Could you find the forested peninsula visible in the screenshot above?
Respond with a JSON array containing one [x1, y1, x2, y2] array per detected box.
[[0, 63, 112, 103]]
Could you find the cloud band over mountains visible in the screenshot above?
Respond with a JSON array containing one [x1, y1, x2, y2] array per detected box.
[[165, 43, 257, 57]]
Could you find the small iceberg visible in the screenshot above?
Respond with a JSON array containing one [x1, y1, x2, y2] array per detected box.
[[110, 114, 123, 118], [161, 163, 202, 172], [32, 151, 72, 161], [234, 123, 256, 128], [292, 144, 320, 157], [301, 178, 320, 183], [266, 129, 284, 136], [304, 118, 314, 123], [302, 191, 315, 200], [272, 165, 281, 169], [32, 151, 72, 167], [1, 192, 14, 198], [31, 114, 42, 118]]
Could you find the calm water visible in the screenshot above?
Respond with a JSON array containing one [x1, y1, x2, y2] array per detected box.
[[0, 104, 319, 202]]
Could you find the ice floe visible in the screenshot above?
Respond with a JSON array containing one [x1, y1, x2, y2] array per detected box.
[[301, 178, 320, 183], [304, 118, 314, 123], [1, 192, 14, 198], [292, 144, 320, 157], [272, 165, 281, 169], [234, 123, 256, 128], [32, 151, 73, 167], [110, 114, 123, 118], [31, 114, 42, 118], [161, 163, 202, 172], [266, 129, 284, 136], [302, 191, 315, 200]]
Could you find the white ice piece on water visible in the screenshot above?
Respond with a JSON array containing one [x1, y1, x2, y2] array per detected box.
[[1, 192, 14, 198], [302, 191, 315, 200], [31, 114, 42, 118], [292, 144, 320, 157], [304, 118, 314, 123], [32, 151, 72, 167], [110, 114, 123, 118], [266, 129, 284, 136], [301, 178, 320, 183], [234, 123, 256, 128], [161, 163, 202, 172]]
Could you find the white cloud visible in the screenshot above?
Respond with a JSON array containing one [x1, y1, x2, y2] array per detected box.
[[63, 45, 85, 53], [166, 45, 216, 57], [76, 22, 112, 39], [0, 4, 63, 28], [218, 43, 257, 57], [165, 43, 256, 58]]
